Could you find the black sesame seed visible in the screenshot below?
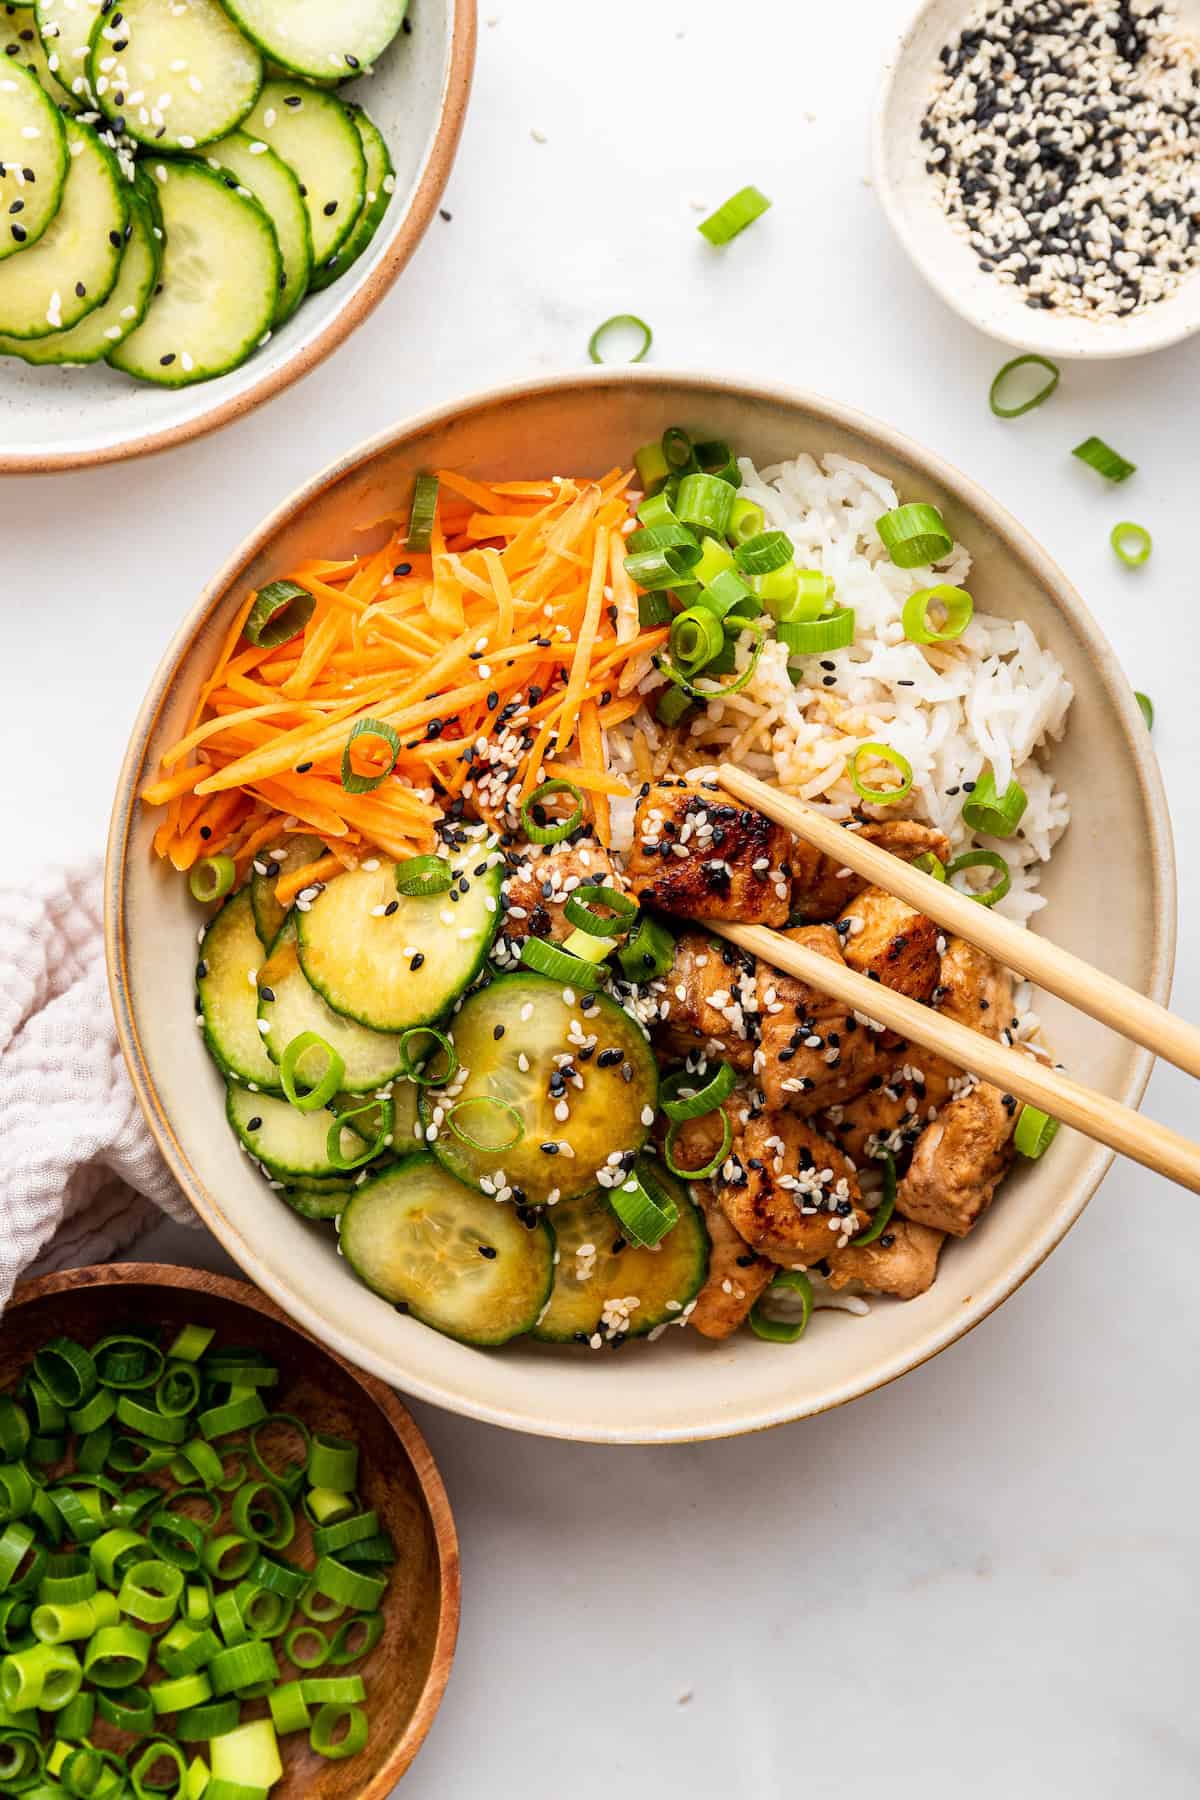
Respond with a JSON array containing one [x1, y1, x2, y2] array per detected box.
[[199, 826, 212, 841], [478, 1244, 497, 1259], [259, 986, 275, 1003], [322, 200, 338, 216], [246, 1117, 262, 1132]]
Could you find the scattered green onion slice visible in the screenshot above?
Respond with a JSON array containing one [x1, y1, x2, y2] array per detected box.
[[655, 630, 764, 701], [626, 522, 699, 558], [694, 439, 742, 487], [733, 529, 793, 575], [988, 354, 1060, 418], [669, 605, 726, 676], [728, 497, 764, 544], [655, 684, 692, 727], [876, 503, 953, 568], [1072, 436, 1135, 483], [518, 935, 606, 991], [637, 591, 674, 629], [393, 854, 452, 897], [697, 184, 772, 245], [661, 426, 695, 472], [587, 313, 652, 365], [446, 1097, 525, 1153], [310, 1701, 369, 1761], [188, 857, 236, 905], [847, 742, 914, 806], [912, 851, 947, 881], [634, 440, 670, 493], [945, 849, 1011, 906], [243, 580, 315, 649], [617, 913, 675, 983], [624, 542, 703, 592], [1135, 691, 1154, 730], [962, 770, 1028, 838], [1014, 1105, 1060, 1159], [340, 717, 401, 795], [405, 473, 439, 551], [749, 1271, 813, 1344], [675, 471, 735, 536], [609, 1168, 679, 1249], [695, 567, 751, 620], [326, 1098, 393, 1173], [279, 1033, 345, 1114], [852, 1152, 897, 1246], [902, 583, 973, 644], [562, 883, 638, 939], [520, 778, 584, 846], [663, 1109, 734, 1181], [659, 1061, 736, 1123], [1110, 520, 1152, 566], [777, 606, 856, 655], [395, 1026, 459, 1089]]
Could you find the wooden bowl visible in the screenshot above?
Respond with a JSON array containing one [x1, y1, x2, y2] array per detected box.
[[106, 369, 1176, 1444], [4, 1263, 459, 1796]]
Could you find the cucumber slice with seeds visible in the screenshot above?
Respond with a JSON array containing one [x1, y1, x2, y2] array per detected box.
[[202, 126, 310, 323], [3, 3, 73, 108], [0, 184, 158, 361], [219, 0, 409, 84], [0, 53, 67, 255], [258, 918, 408, 1093], [227, 1083, 368, 1179], [338, 1154, 555, 1346], [296, 845, 502, 1033], [533, 1164, 709, 1343], [250, 831, 323, 947], [423, 972, 659, 1207], [90, 0, 262, 150], [308, 102, 392, 292], [35, 0, 103, 107], [0, 117, 125, 337], [241, 79, 364, 264], [197, 887, 282, 1091], [109, 158, 279, 385]]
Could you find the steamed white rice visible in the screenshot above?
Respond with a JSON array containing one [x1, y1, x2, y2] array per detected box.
[[612, 451, 1073, 927]]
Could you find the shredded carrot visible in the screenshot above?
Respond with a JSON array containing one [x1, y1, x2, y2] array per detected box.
[[275, 852, 345, 908]]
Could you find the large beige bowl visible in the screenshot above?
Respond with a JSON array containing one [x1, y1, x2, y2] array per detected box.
[[106, 370, 1176, 1444]]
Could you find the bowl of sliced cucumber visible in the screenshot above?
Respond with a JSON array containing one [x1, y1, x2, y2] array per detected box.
[[0, 0, 475, 471]]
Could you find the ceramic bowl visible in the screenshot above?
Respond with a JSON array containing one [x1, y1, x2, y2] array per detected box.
[[873, 0, 1200, 359], [106, 369, 1176, 1444], [0, 0, 475, 473], [5, 1263, 459, 1795]]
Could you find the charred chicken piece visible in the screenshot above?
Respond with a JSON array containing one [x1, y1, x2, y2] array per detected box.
[[720, 1110, 869, 1265], [825, 1214, 945, 1299], [790, 819, 951, 923], [626, 784, 792, 927], [755, 926, 884, 1115], [498, 840, 620, 948]]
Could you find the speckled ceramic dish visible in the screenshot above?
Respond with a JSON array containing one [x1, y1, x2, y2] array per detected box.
[[106, 369, 1175, 1444], [0, 0, 475, 473], [874, 0, 1200, 359]]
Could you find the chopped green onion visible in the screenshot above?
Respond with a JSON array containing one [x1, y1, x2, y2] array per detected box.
[[876, 502, 953, 568], [749, 1270, 813, 1343], [310, 1701, 369, 1760], [518, 935, 605, 991], [609, 1167, 679, 1248], [962, 770, 1027, 837], [340, 717, 401, 795], [733, 529, 793, 575], [165, 1326, 214, 1365], [637, 591, 674, 628], [912, 851, 946, 881], [83, 1623, 151, 1689], [634, 441, 670, 493], [659, 1061, 736, 1122], [398, 1026, 459, 1087], [902, 583, 973, 644], [587, 313, 652, 365], [661, 427, 694, 472], [851, 1152, 897, 1246], [564, 933, 625, 972], [624, 542, 703, 592], [1072, 436, 1135, 483], [520, 778, 584, 846], [279, 1032, 345, 1113], [988, 354, 1060, 419], [749, 562, 800, 611], [697, 184, 772, 245], [669, 605, 726, 676], [847, 742, 913, 805], [675, 471, 735, 537], [1135, 691, 1154, 730], [626, 522, 699, 558], [1014, 1105, 1060, 1159], [663, 1109, 733, 1181], [687, 536, 735, 590], [655, 629, 764, 701], [617, 913, 675, 982], [654, 684, 692, 727], [1110, 520, 1152, 566], [188, 856, 236, 905], [562, 883, 638, 939], [727, 497, 764, 544], [393, 854, 452, 897], [777, 607, 856, 655], [405, 473, 439, 551], [445, 1097, 525, 1153], [326, 1098, 393, 1173], [243, 580, 315, 649], [269, 1680, 312, 1734], [945, 849, 1010, 906], [694, 439, 741, 487]]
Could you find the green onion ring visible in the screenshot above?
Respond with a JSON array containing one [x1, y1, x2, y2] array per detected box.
[[174, 1696, 239, 1740], [661, 427, 694, 472], [945, 850, 1011, 906], [988, 354, 1060, 418], [623, 542, 703, 592], [398, 1026, 459, 1087], [608, 1166, 679, 1249], [446, 1097, 525, 1154], [1014, 1105, 1060, 1158], [310, 1701, 369, 1760], [961, 770, 1028, 838], [517, 935, 606, 990], [1135, 691, 1154, 730], [675, 471, 735, 536], [1110, 521, 1152, 567], [697, 184, 771, 245], [520, 778, 584, 846], [911, 851, 947, 881], [562, 883, 638, 939], [587, 313, 652, 365], [733, 530, 793, 575], [659, 1062, 736, 1123], [875, 502, 953, 569], [187, 856, 237, 905], [749, 1270, 813, 1344], [129, 1738, 187, 1800], [617, 912, 675, 983], [1072, 436, 1136, 483], [327, 1611, 385, 1666], [669, 605, 726, 676], [284, 1624, 329, 1670], [637, 591, 674, 628], [340, 717, 401, 796], [154, 1363, 201, 1419], [852, 1152, 897, 1246], [901, 583, 973, 644], [325, 1098, 392, 1173], [269, 1680, 312, 1735], [93, 1335, 164, 1392], [777, 607, 856, 656], [405, 473, 439, 552], [230, 1482, 294, 1551], [279, 1032, 345, 1113], [308, 1436, 357, 1492], [663, 1109, 734, 1181], [847, 742, 914, 806], [728, 497, 764, 544], [244, 579, 315, 650], [626, 522, 701, 558], [694, 439, 742, 487], [34, 1341, 97, 1411], [393, 853, 452, 897]]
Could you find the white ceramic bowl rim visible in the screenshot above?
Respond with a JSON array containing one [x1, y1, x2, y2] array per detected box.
[[106, 367, 1178, 1442]]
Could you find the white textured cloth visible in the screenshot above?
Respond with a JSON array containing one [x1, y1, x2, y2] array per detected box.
[[0, 859, 198, 1312]]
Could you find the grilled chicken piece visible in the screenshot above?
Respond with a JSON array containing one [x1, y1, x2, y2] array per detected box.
[[935, 935, 1015, 1037], [837, 886, 940, 1006], [755, 926, 884, 1115], [656, 933, 758, 1070], [898, 1081, 1019, 1237], [498, 839, 619, 947], [790, 819, 951, 923], [625, 783, 792, 927], [826, 1215, 945, 1299], [689, 1189, 775, 1339], [720, 1111, 869, 1264]]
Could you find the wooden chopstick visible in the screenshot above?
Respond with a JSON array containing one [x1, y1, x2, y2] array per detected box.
[[717, 762, 1200, 1081], [709, 920, 1200, 1195]]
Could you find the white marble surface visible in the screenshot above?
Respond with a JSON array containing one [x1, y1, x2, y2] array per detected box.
[[4, 0, 1200, 1792]]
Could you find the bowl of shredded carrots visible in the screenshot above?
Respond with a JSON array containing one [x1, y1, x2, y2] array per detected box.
[[106, 369, 1173, 1443]]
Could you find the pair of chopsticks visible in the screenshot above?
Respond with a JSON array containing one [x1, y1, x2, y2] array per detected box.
[[713, 764, 1200, 1195]]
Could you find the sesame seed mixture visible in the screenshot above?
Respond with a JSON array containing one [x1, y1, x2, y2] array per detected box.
[[923, 0, 1200, 318]]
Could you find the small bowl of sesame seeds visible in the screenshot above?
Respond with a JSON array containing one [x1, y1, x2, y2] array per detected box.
[[874, 0, 1200, 358]]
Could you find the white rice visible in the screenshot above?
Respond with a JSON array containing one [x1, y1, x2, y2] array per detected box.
[[612, 451, 1073, 926]]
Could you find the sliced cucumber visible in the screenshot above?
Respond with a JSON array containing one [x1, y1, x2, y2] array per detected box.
[[3, 3, 73, 108], [0, 117, 125, 337], [0, 54, 67, 256], [258, 918, 408, 1093], [219, 0, 408, 83], [241, 79, 365, 264], [89, 0, 262, 150], [202, 127, 311, 322], [533, 1164, 709, 1343], [34, 0, 103, 107], [249, 831, 324, 947], [423, 972, 659, 1207], [309, 102, 392, 292], [338, 1154, 555, 1346], [277, 1180, 355, 1222], [344, 1079, 421, 1153], [0, 185, 157, 361], [227, 1083, 368, 1179], [109, 159, 278, 385], [296, 847, 502, 1033], [197, 887, 282, 1091]]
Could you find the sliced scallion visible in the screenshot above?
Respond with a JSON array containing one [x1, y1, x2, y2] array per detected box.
[[851, 1152, 897, 1246], [1072, 436, 1135, 483], [617, 913, 675, 982], [243, 580, 315, 649], [669, 605, 726, 677], [945, 849, 1010, 906], [1135, 691, 1154, 730], [609, 1166, 679, 1249], [748, 1271, 813, 1343], [634, 440, 670, 494], [279, 1033, 345, 1114], [876, 503, 952, 568], [988, 354, 1060, 418], [902, 583, 973, 644], [587, 313, 652, 365], [624, 542, 703, 592], [659, 1062, 736, 1123], [340, 717, 401, 795], [697, 184, 772, 245], [561, 883, 638, 939], [675, 471, 735, 537], [847, 742, 913, 806], [446, 1096, 525, 1153], [518, 935, 605, 991], [405, 473, 439, 551], [733, 529, 793, 575], [1014, 1105, 1060, 1158], [1110, 520, 1152, 566], [777, 606, 855, 655], [397, 1026, 459, 1087], [393, 854, 452, 897], [520, 778, 585, 846], [663, 1109, 733, 1181], [188, 856, 236, 905], [962, 770, 1027, 838]]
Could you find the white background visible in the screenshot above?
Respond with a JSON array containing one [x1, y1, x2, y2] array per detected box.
[[4, 1, 1200, 1794]]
